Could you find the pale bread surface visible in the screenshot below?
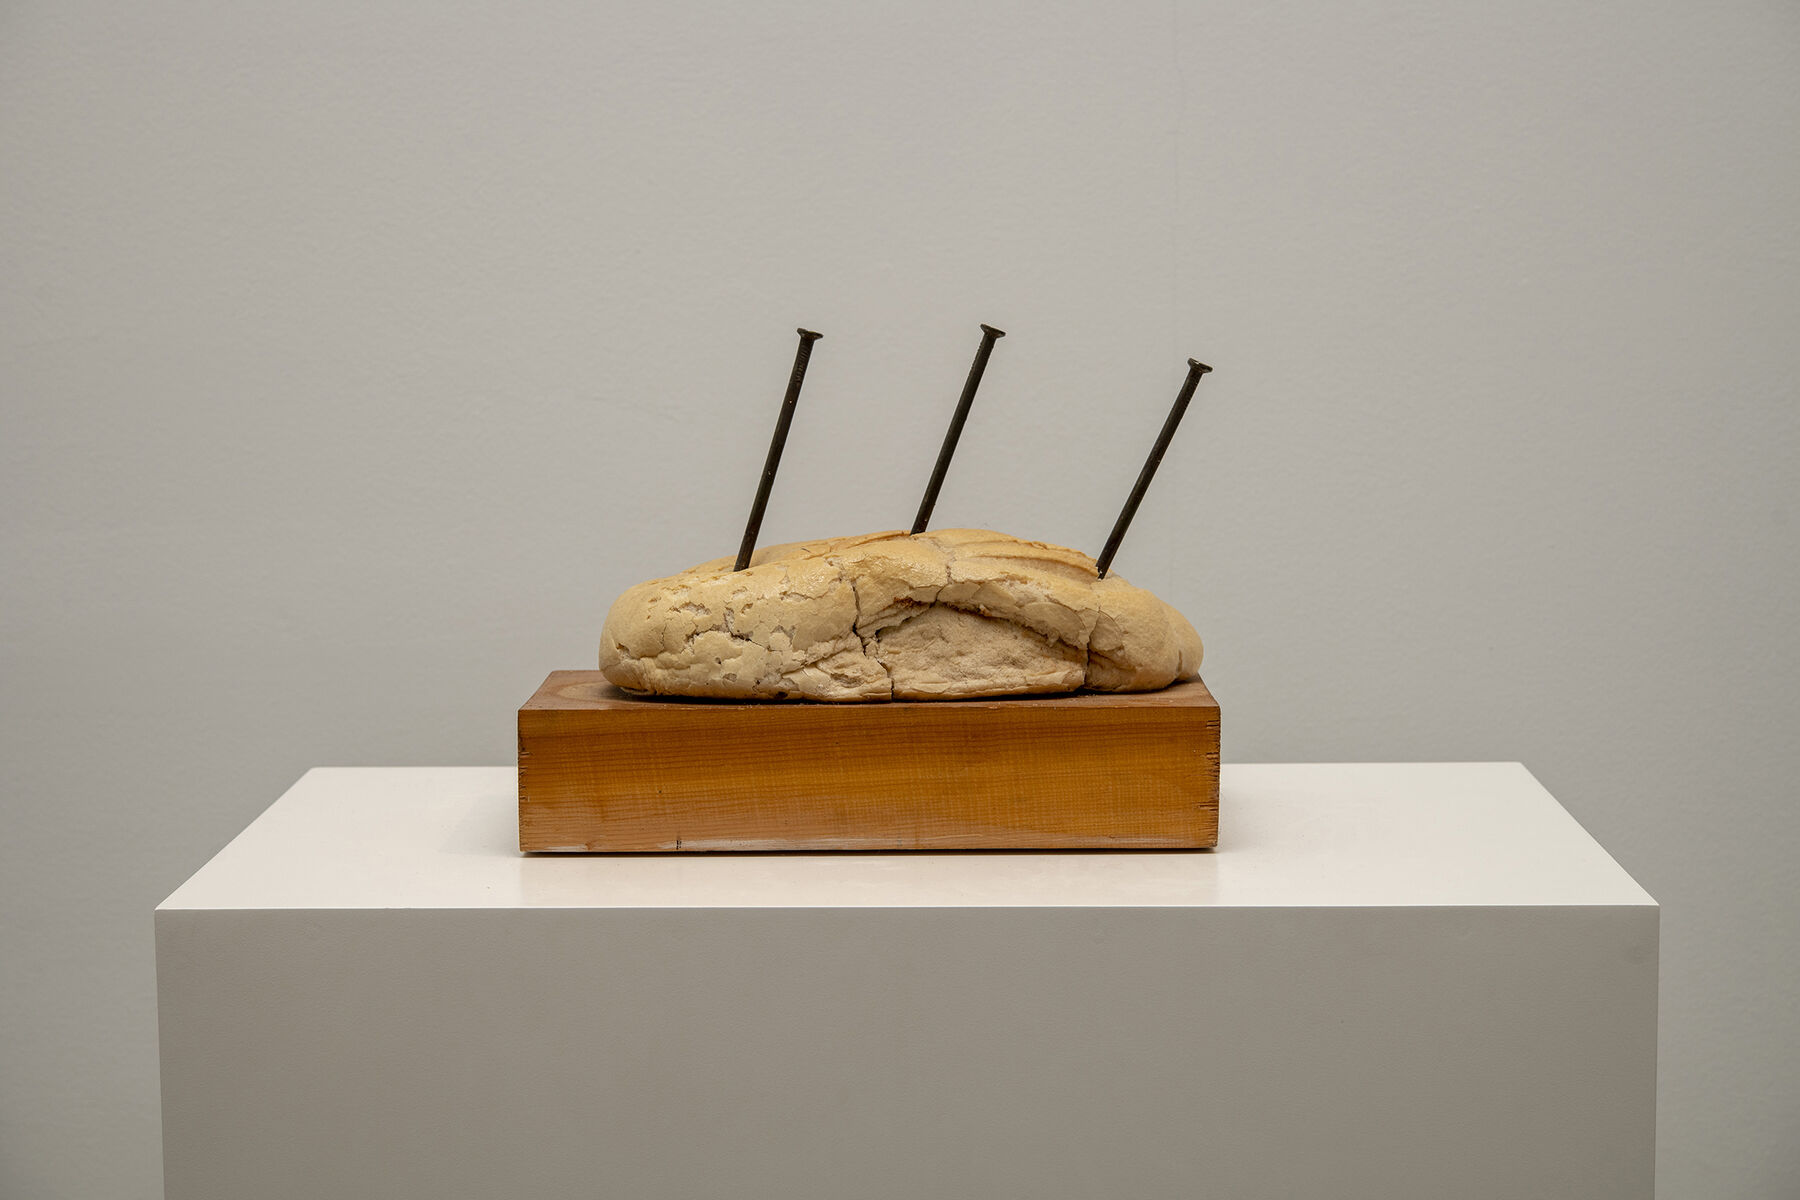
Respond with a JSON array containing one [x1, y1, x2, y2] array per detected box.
[[599, 529, 1203, 701]]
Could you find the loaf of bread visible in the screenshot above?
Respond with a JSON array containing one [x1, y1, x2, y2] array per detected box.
[[599, 529, 1201, 702]]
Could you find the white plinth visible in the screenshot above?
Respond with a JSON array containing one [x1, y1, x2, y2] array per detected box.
[[156, 764, 1657, 1200]]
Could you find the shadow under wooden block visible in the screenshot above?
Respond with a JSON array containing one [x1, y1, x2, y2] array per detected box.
[[518, 671, 1219, 852]]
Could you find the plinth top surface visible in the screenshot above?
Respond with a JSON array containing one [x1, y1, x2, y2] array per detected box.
[[159, 764, 1654, 911]]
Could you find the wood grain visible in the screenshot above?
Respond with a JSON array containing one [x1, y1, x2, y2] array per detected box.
[[518, 672, 1220, 852]]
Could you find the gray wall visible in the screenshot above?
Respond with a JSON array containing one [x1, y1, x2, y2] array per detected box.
[[2, 3, 1794, 1196]]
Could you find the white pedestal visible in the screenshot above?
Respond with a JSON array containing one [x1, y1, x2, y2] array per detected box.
[[156, 764, 1657, 1200]]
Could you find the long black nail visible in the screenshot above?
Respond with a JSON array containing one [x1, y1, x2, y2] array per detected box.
[[1095, 358, 1211, 579], [911, 324, 1005, 535], [734, 329, 823, 571]]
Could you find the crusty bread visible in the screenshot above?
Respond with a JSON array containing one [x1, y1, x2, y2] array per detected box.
[[599, 529, 1202, 702]]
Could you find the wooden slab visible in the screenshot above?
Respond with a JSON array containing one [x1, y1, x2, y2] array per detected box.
[[518, 671, 1219, 852]]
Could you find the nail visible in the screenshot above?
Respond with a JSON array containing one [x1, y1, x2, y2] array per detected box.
[[734, 328, 823, 571], [910, 324, 1006, 535], [1095, 358, 1211, 579]]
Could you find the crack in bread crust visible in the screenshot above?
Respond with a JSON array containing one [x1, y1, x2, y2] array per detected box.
[[600, 529, 1201, 701]]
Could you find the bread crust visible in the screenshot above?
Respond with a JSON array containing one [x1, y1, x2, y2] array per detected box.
[[599, 529, 1202, 701]]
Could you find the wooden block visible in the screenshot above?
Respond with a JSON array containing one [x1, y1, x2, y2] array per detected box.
[[518, 671, 1219, 852]]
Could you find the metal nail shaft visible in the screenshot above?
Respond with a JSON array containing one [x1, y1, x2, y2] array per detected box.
[[911, 323, 1005, 535], [735, 328, 823, 571], [1095, 358, 1211, 579]]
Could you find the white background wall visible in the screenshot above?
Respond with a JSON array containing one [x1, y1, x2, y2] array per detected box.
[[2, 3, 1795, 1195]]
